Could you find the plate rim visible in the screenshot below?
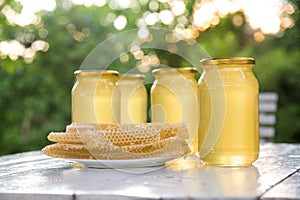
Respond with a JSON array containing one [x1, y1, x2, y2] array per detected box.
[[65, 156, 178, 168]]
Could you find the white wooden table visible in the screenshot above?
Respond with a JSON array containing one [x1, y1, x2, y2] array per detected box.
[[0, 143, 299, 199]]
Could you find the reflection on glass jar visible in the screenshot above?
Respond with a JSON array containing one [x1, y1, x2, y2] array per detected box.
[[198, 58, 259, 166], [151, 67, 199, 155], [117, 74, 147, 124], [72, 70, 120, 123]]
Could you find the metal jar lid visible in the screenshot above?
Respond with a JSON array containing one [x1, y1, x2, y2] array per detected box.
[[119, 74, 145, 80], [152, 67, 197, 75], [74, 70, 119, 77], [200, 57, 255, 65]]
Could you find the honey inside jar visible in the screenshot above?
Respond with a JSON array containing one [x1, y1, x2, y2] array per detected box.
[[117, 74, 147, 124], [72, 70, 120, 124], [151, 67, 199, 155], [198, 58, 259, 166]]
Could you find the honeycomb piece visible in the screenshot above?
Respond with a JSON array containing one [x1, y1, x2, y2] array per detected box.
[[73, 122, 189, 146], [42, 143, 94, 159], [43, 136, 189, 160], [47, 132, 81, 144], [43, 122, 190, 160]]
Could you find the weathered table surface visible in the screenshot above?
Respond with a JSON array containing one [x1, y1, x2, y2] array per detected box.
[[0, 143, 299, 200]]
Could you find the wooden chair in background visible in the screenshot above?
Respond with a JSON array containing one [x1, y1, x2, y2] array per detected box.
[[259, 92, 279, 142]]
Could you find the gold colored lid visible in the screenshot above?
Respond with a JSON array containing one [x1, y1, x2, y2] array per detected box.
[[152, 67, 197, 75], [74, 70, 119, 76], [200, 57, 255, 65]]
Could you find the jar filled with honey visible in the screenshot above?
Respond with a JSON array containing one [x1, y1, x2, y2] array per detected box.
[[72, 70, 120, 124], [151, 67, 199, 154], [198, 58, 259, 166], [117, 74, 147, 124]]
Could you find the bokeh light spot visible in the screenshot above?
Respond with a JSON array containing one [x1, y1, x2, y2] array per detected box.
[[114, 15, 127, 30]]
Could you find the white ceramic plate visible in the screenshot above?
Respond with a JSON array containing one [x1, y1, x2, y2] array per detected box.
[[66, 156, 177, 168]]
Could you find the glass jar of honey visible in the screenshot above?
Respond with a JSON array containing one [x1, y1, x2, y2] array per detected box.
[[198, 58, 259, 166], [117, 74, 147, 124], [151, 67, 199, 154], [72, 70, 120, 124]]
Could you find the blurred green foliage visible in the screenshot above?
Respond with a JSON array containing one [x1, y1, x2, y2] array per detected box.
[[0, 0, 299, 155]]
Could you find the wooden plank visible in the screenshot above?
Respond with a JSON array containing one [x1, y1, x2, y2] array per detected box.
[[260, 127, 275, 138], [259, 114, 276, 125], [259, 93, 278, 102], [259, 102, 278, 113], [258, 92, 278, 141]]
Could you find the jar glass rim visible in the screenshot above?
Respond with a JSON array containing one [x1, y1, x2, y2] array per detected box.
[[200, 57, 255, 65]]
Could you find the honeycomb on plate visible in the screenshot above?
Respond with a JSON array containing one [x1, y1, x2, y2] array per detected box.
[[42, 122, 190, 160]]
